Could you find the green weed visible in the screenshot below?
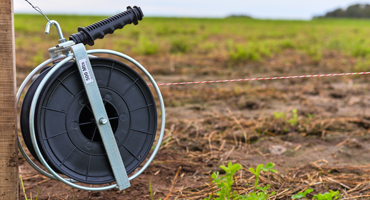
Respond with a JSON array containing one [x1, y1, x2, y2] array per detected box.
[[292, 188, 313, 199], [292, 188, 342, 200], [273, 111, 286, 119], [205, 162, 277, 200], [20, 175, 39, 200], [149, 179, 154, 200], [151, 136, 172, 150], [273, 109, 299, 126], [249, 163, 277, 191], [149, 178, 162, 200], [206, 162, 242, 200], [288, 109, 299, 126], [313, 190, 342, 200], [206, 163, 342, 200], [307, 113, 315, 119]]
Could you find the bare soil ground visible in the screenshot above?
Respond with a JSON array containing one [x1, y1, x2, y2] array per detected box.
[[18, 50, 370, 199]]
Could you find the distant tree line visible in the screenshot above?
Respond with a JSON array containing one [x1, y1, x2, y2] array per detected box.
[[316, 4, 370, 18], [226, 15, 252, 19]]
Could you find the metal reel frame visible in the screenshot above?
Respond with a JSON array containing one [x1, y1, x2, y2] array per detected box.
[[17, 50, 166, 191]]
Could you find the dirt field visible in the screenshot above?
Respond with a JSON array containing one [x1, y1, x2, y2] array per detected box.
[[16, 47, 370, 199], [14, 13, 370, 199]]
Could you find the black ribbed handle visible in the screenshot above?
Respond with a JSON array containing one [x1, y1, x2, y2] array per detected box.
[[69, 6, 143, 46]]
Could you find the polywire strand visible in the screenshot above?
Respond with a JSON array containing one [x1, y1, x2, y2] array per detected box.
[[148, 72, 370, 86]]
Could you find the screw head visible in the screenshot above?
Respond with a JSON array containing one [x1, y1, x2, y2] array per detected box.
[[99, 118, 108, 125]]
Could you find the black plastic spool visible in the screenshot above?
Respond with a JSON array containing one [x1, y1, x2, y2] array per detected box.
[[21, 58, 157, 184]]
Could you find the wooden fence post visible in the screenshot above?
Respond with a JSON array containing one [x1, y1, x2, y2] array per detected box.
[[0, 0, 19, 199]]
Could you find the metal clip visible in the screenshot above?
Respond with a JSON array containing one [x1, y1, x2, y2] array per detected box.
[[48, 41, 75, 59]]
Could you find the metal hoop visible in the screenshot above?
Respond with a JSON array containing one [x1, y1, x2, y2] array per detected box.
[[17, 55, 95, 182], [20, 50, 165, 191], [17, 55, 74, 181]]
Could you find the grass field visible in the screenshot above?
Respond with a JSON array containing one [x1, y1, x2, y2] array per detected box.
[[14, 14, 370, 71], [15, 14, 370, 199]]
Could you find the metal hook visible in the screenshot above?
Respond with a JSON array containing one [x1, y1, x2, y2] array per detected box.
[[45, 20, 67, 43]]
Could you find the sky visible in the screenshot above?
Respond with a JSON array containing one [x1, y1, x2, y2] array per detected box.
[[14, 0, 370, 20]]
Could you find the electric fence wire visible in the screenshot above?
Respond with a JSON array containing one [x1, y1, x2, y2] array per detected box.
[[148, 71, 370, 86], [24, 0, 51, 23]]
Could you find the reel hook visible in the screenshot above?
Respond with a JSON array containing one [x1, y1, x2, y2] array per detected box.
[[45, 20, 67, 43]]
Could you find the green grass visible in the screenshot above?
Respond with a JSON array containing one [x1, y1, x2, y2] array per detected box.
[[14, 14, 370, 66], [20, 175, 39, 200]]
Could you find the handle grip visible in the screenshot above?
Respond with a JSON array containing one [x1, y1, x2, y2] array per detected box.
[[69, 6, 143, 46]]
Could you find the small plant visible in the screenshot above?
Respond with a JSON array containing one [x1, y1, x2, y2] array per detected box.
[[20, 175, 39, 200], [249, 163, 277, 191], [274, 109, 299, 126], [292, 188, 313, 199], [307, 113, 314, 119], [292, 188, 342, 200], [288, 109, 298, 126], [149, 179, 154, 200], [244, 185, 275, 200], [149, 178, 163, 200], [206, 162, 242, 200], [313, 190, 342, 200], [205, 162, 277, 200], [273, 111, 286, 119]]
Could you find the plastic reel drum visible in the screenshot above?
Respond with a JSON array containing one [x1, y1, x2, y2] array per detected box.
[[21, 57, 157, 184]]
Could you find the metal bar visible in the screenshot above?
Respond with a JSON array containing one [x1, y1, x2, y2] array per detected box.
[[87, 49, 166, 180], [71, 44, 130, 190]]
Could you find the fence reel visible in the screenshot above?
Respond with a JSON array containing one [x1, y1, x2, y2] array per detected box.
[[17, 6, 165, 191]]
